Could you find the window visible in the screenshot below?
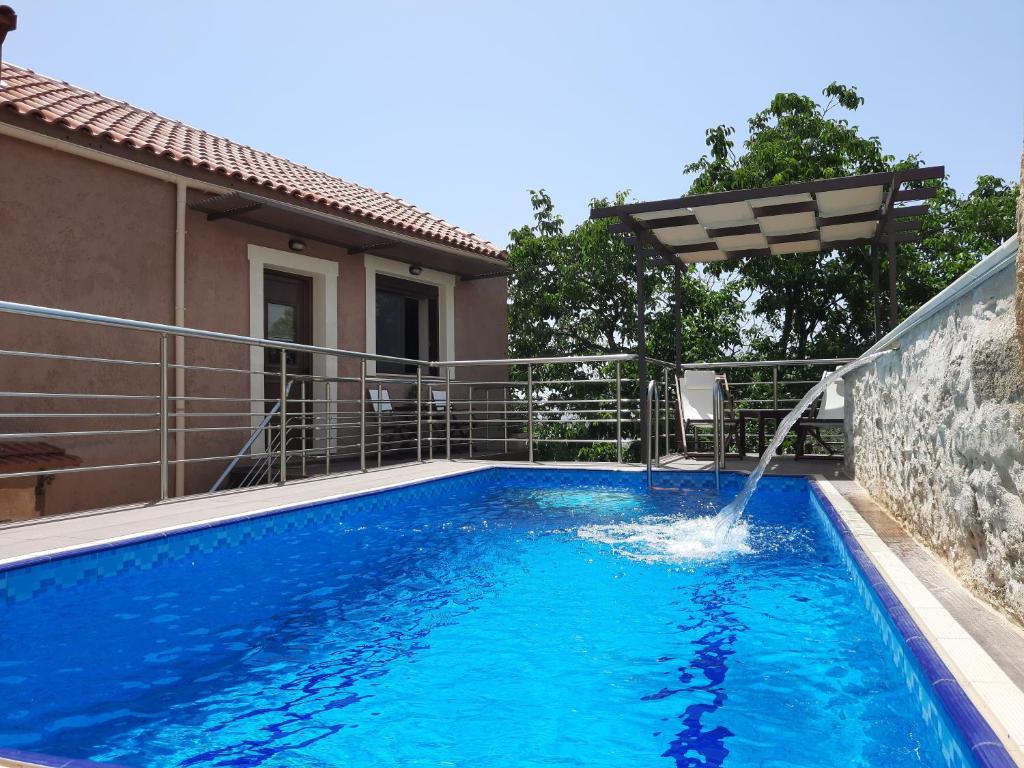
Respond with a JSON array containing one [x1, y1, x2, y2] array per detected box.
[[375, 275, 439, 374]]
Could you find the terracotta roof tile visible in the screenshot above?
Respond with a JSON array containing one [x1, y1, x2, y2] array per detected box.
[[0, 63, 504, 259]]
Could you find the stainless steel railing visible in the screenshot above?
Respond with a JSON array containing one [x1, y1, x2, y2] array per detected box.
[[645, 379, 659, 488], [0, 299, 683, 517], [676, 358, 852, 456], [712, 376, 725, 491], [0, 297, 851, 518]]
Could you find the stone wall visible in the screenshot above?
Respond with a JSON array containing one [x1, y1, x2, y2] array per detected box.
[[845, 251, 1024, 623]]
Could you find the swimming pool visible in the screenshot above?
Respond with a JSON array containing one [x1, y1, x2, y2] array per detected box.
[[0, 468, 1010, 767]]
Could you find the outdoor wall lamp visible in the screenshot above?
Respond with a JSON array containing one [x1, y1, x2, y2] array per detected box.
[[288, 238, 306, 253], [409, 264, 423, 276]]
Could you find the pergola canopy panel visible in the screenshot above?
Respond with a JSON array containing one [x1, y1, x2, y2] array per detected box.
[[592, 167, 943, 265]]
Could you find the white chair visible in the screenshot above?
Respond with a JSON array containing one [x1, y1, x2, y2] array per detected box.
[[368, 387, 393, 414], [428, 387, 467, 440], [676, 370, 736, 456], [430, 388, 447, 412], [795, 369, 845, 459]]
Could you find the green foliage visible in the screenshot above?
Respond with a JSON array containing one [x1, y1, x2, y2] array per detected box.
[[900, 175, 1020, 310], [507, 189, 745, 366], [683, 83, 1018, 358], [503, 82, 1018, 460]]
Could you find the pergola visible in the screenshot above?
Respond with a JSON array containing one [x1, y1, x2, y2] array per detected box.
[[589, 166, 944, 462]]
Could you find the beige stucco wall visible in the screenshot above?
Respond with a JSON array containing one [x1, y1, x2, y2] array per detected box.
[[845, 248, 1024, 623], [0, 132, 507, 514]]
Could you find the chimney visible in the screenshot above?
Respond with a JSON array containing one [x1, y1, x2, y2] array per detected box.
[[0, 5, 16, 86]]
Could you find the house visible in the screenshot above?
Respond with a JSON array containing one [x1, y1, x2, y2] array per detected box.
[[0, 62, 508, 514]]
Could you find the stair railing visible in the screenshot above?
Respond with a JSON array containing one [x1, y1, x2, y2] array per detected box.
[[210, 379, 294, 492], [646, 379, 659, 488]]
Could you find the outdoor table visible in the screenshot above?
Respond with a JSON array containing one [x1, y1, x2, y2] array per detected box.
[[737, 409, 802, 458]]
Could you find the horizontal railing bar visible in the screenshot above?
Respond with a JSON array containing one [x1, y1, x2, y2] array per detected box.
[[0, 299, 423, 367], [0, 459, 160, 481], [0, 412, 161, 419], [532, 438, 621, 444], [0, 349, 160, 367], [0, 427, 160, 439], [170, 362, 257, 376], [0, 391, 159, 400], [680, 358, 854, 369], [437, 353, 637, 367]]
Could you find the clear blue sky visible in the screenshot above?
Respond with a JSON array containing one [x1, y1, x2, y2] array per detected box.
[[7, 1, 1023, 248]]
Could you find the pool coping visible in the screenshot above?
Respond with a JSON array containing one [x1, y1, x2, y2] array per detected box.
[[813, 476, 1023, 767], [0, 463, 1021, 767]]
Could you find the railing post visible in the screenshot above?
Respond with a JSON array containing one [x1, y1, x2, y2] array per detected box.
[[416, 366, 423, 463], [159, 334, 169, 500], [428, 381, 434, 460], [615, 361, 622, 464], [279, 349, 287, 483], [377, 382, 383, 468], [527, 363, 534, 462], [300, 380, 307, 478], [445, 366, 452, 461], [772, 365, 779, 409], [325, 375, 331, 476], [663, 367, 670, 458], [468, 384, 474, 458], [359, 359, 366, 472]]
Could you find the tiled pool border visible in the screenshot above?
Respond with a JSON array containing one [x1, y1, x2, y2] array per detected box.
[[0, 465, 1019, 768], [813, 477, 1021, 767]]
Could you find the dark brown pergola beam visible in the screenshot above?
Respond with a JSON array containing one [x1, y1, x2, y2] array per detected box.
[[640, 214, 699, 229], [816, 210, 880, 227], [705, 223, 762, 238], [893, 186, 937, 202], [670, 241, 719, 254], [766, 232, 819, 246], [893, 166, 946, 183], [724, 247, 771, 260], [890, 204, 929, 218], [751, 201, 817, 217]]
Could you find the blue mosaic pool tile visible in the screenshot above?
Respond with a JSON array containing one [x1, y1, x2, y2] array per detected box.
[[0, 746, 128, 767], [809, 480, 1013, 766], [970, 742, 1019, 768], [932, 680, 1014, 754], [0, 467, 497, 604]]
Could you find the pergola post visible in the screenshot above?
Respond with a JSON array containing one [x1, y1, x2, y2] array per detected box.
[[870, 243, 882, 341], [673, 264, 682, 371], [635, 244, 649, 467], [887, 231, 898, 330]]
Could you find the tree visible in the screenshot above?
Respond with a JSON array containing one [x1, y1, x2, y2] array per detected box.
[[900, 175, 1019, 311], [684, 83, 1018, 358], [505, 190, 745, 460], [507, 189, 744, 365]]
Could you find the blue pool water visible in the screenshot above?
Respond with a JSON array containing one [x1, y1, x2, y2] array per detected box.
[[0, 469, 984, 767]]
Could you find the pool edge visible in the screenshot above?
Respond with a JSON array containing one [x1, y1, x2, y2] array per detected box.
[[812, 477, 1023, 768], [2, 465, 1019, 767], [0, 463, 495, 575]]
